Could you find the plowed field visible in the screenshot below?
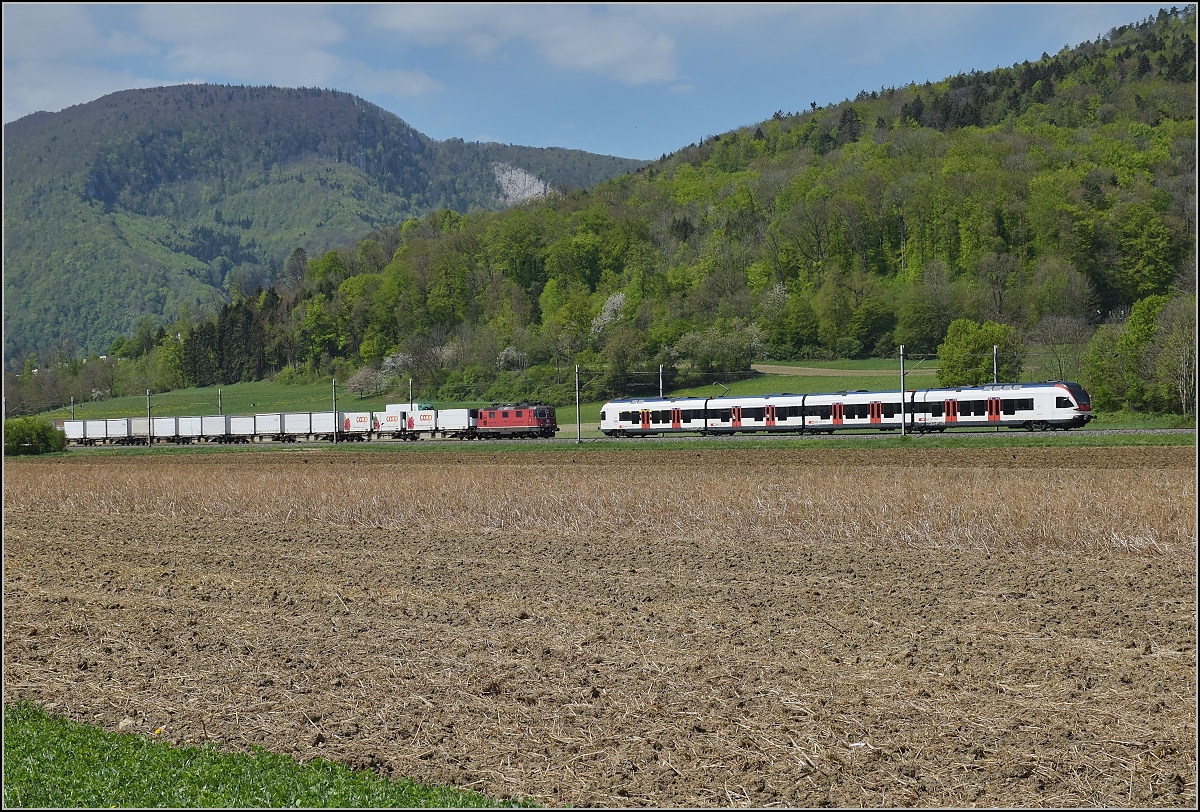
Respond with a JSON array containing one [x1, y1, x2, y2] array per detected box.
[[4, 446, 1196, 807]]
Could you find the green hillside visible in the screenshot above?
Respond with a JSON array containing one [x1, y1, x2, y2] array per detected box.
[[6, 7, 1196, 420], [3, 85, 647, 360]]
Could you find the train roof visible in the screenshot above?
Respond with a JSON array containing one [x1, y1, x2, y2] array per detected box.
[[603, 381, 1088, 406]]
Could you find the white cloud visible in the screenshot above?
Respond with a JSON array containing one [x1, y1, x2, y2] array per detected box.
[[371, 3, 678, 85]]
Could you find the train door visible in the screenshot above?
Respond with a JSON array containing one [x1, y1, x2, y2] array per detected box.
[[671, 408, 682, 429], [640, 409, 651, 431], [731, 406, 742, 429], [987, 397, 1002, 422], [945, 399, 959, 425], [869, 401, 882, 425], [832, 403, 844, 426], [766, 405, 776, 428]]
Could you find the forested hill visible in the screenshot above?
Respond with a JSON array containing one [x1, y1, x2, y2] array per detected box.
[[6, 7, 1196, 421], [3, 85, 648, 360]]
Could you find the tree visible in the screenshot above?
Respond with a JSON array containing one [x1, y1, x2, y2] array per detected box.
[[345, 365, 385, 399], [1028, 315, 1093, 382], [936, 319, 1025, 386], [1150, 294, 1196, 414]]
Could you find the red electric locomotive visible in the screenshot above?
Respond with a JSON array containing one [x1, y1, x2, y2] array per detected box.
[[473, 402, 559, 438]]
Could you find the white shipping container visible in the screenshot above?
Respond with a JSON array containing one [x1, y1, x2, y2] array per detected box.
[[106, 418, 131, 438], [341, 411, 373, 434], [374, 411, 405, 433], [385, 403, 427, 414], [283, 412, 311, 434], [436, 408, 473, 431], [85, 419, 108, 439], [255, 413, 283, 435], [64, 420, 86, 440], [229, 416, 256, 435], [311, 411, 337, 434], [178, 416, 204, 438], [152, 417, 178, 437], [202, 415, 231, 438], [410, 409, 438, 433], [130, 417, 151, 439]]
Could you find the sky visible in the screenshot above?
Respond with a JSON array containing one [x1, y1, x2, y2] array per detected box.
[[2, 3, 1174, 161]]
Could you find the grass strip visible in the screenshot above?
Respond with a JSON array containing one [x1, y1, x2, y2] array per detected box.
[[3, 703, 534, 809]]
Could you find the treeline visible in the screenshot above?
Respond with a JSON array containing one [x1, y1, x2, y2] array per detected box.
[[5, 7, 1195, 418]]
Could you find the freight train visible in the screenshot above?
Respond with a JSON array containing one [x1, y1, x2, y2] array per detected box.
[[61, 402, 558, 445], [599, 381, 1094, 437]]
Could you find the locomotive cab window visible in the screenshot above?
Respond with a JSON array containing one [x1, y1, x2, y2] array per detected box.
[[1056, 397, 1072, 408], [599, 411, 606, 420]]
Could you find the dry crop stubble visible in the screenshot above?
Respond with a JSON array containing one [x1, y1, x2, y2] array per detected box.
[[3, 446, 1196, 807]]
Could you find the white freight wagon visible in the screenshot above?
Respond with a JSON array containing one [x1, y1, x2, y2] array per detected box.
[[152, 417, 178, 441], [63, 420, 86, 443], [85, 419, 108, 442], [202, 415, 232, 441], [374, 410, 406, 436], [311, 411, 338, 438], [255, 413, 283, 439], [177, 416, 203, 442], [228, 416, 256, 440], [435, 408, 474, 437], [283, 412, 312, 439], [106, 418, 132, 443], [130, 417, 151, 443], [340, 411, 373, 439], [408, 409, 439, 436]]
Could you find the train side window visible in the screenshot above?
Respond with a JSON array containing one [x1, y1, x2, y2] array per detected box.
[[1056, 397, 1071, 408], [1002, 399, 1016, 415], [883, 403, 896, 418], [818, 405, 832, 420], [502, 411, 509, 418], [489, 411, 496, 418], [1017, 399, 1033, 411], [930, 403, 943, 417], [515, 410, 523, 417]]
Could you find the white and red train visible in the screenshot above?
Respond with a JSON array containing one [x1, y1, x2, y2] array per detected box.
[[61, 402, 558, 445], [599, 381, 1094, 437]]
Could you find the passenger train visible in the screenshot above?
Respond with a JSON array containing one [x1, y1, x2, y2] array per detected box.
[[599, 381, 1093, 437]]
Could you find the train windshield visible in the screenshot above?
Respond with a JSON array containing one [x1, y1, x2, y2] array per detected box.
[[1062, 382, 1091, 406]]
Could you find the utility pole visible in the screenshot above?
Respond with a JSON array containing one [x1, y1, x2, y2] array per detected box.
[[332, 378, 337, 445], [993, 345, 998, 384], [575, 365, 581, 444], [70, 397, 74, 419], [899, 345, 905, 438], [218, 389, 222, 415], [659, 365, 663, 397], [408, 377, 413, 408], [147, 390, 152, 446]]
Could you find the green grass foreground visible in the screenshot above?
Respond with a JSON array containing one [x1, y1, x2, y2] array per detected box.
[[2, 703, 534, 809]]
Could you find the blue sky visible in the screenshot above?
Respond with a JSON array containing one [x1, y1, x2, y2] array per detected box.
[[2, 3, 1172, 161]]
